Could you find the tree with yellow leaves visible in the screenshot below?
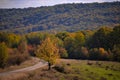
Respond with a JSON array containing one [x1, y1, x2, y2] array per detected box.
[[35, 37, 59, 70], [0, 42, 8, 68]]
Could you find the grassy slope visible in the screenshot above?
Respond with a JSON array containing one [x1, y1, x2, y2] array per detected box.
[[0, 59, 120, 80]]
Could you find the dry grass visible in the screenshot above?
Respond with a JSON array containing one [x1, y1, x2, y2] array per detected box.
[[0, 57, 40, 73], [0, 72, 28, 80], [0, 59, 120, 80]]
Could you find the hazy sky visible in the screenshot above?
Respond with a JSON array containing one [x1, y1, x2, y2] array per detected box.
[[0, 0, 119, 8]]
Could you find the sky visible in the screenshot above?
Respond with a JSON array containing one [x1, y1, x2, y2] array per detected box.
[[0, 0, 119, 8]]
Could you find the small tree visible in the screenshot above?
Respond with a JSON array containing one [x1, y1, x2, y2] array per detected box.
[[18, 38, 27, 54], [35, 37, 59, 70], [79, 47, 89, 59], [59, 47, 68, 58], [112, 44, 120, 62], [0, 42, 8, 68]]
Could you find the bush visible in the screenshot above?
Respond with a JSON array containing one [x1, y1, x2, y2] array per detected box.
[[59, 48, 68, 58], [0, 42, 8, 68], [54, 63, 72, 74], [89, 48, 109, 60], [112, 45, 120, 62], [8, 53, 29, 66], [7, 49, 30, 66]]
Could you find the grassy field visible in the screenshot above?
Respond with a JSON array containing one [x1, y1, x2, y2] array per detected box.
[[0, 59, 120, 80]]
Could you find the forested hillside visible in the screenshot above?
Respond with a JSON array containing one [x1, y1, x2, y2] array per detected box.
[[0, 2, 120, 33]]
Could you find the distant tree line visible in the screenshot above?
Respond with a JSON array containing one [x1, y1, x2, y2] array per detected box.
[[0, 25, 120, 68], [0, 2, 120, 33]]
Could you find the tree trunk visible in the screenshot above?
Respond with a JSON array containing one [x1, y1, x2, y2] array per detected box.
[[48, 62, 51, 70]]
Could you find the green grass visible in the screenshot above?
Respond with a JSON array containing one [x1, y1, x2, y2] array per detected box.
[[52, 60, 120, 80], [55, 60, 120, 80], [1, 59, 120, 80]]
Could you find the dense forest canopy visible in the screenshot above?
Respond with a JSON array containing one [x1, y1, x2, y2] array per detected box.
[[0, 25, 120, 69], [0, 2, 120, 33]]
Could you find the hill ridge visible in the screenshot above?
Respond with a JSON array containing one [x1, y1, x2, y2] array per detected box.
[[0, 2, 120, 33]]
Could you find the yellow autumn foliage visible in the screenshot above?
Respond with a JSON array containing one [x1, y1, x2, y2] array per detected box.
[[35, 37, 59, 65]]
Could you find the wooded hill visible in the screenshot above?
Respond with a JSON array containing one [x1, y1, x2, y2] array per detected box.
[[0, 2, 120, 33]]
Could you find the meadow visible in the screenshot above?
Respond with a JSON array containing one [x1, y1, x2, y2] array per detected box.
[[1, 59, 120, 80]]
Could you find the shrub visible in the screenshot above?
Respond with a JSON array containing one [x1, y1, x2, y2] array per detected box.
[[54, 63, 72, 74], [0, 42, 8, 68], [87, 61, 93, 65], [89, 48, 109, 60], [7, 48, 29, 66], [112, 44, 120, 62], [59, 48, 68, 58]]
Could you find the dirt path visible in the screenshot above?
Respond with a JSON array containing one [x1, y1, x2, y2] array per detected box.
[[0, 60, 48, 76]]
